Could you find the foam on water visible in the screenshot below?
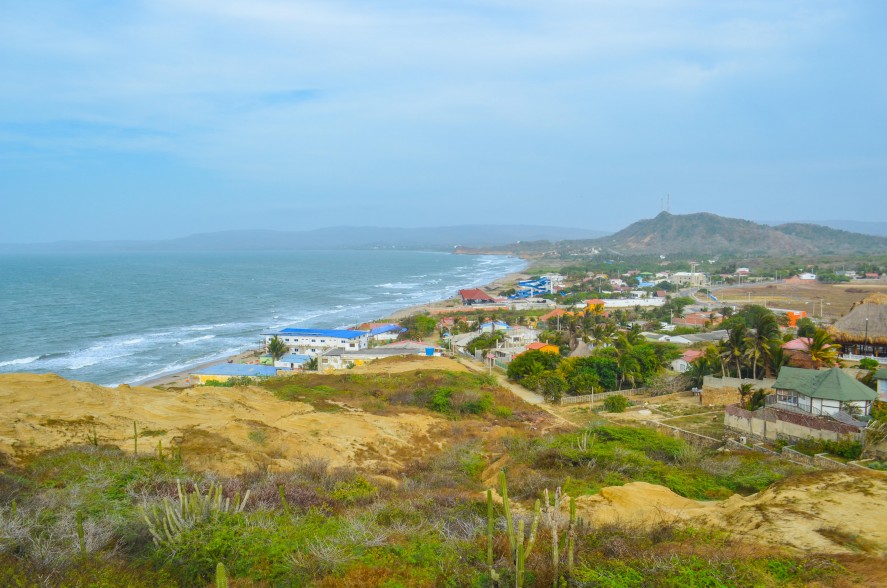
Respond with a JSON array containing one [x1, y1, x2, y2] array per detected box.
[[0, 251, 526, 385]]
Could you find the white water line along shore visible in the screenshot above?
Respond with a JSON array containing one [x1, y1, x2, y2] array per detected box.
[[136, 265, 529, 388]]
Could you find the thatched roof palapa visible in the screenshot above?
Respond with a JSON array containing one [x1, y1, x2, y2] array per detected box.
[[828, 293, 887, 344]]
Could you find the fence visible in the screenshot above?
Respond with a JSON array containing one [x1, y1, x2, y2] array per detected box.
[[702, 375, 776, 389], [641, 420, 723, 448], [559, 388, 646, 406]]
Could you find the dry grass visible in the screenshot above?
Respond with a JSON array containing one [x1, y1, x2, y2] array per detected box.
[[716, 282, 887, 320]]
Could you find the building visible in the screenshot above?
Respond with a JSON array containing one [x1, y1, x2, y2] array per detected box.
[[366, 324, 407, 342], [526, 341, 560, 354], [318, 347, 434, 370], [828, 293, 887, 362], [668, 272, 707, 287], [479, 320, 509, 333], [459, 288, 496, 305], [671, 349, 704, 373], [274, 354, 312, 370], [772, 366, 876, 417], [724, 366, 876, 444], [672, 311, 722, 328], [501, 326, 539, 346], [876, 369, 887, 401], [262, 328, 370, 356], [190, 363, 279, 384]]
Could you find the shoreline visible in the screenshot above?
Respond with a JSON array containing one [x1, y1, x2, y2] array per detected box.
[[139, 267, 529, 388]]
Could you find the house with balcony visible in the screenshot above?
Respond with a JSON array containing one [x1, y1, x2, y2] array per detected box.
[[724, 366, 876, 443], [771, 366, 876, 417]]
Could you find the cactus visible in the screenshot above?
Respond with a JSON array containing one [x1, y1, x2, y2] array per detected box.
[[157, 439, 164, 461], [11, 499, 16, 518], [141, 480, 251, 546], [278, 484, 289, 514], [87, 424, 98, 446], [486, 489, 499, 584], [133, 421, 138, 455], [567, 496, 576, 574], [216, 562, 228, 588], [497, 471, 540, 588], [76, 511, 86, 555]]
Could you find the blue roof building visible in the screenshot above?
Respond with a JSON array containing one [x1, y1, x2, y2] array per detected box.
[[266, 328, 368, 339], [262, 327, 371, 356], [370, 325, 407, 336]]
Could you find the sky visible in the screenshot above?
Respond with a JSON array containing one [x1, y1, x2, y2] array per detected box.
[[1, 0, 885, 243]]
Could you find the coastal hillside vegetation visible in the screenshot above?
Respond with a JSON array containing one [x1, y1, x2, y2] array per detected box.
[[2, 368, 881, 586]]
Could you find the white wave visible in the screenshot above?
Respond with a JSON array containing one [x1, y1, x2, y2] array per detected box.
[[0, 356, 39, 368], [375, 282, 419, 289], [177, 335, 214, 345]]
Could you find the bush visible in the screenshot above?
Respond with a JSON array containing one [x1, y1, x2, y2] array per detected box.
[[603, 394, 629, 413], [793, 437, 862, 460]]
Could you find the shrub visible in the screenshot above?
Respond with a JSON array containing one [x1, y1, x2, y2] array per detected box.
[[603, 394, 629, 413]]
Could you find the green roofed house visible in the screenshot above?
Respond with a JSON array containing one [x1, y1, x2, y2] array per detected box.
[[876, 368, 887, 401], [772, 366, 877, 418]]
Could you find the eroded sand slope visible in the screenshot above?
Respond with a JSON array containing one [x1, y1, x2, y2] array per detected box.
[[0, 373, 441, 476], [572, 471, 887, 555]]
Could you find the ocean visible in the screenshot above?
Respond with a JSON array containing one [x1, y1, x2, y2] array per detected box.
[[0, 250, 525, 386]]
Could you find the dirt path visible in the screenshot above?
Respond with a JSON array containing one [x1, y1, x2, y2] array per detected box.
[[452, 356, 576, 429]]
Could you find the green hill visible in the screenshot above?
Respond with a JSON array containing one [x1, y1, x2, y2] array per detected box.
[[463, 212, 887, 257]]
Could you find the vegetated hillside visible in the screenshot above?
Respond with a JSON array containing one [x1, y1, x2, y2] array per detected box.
[[462, 212, 887, 257], [1, 371, 886, 586], [774, 222, 886, 254]]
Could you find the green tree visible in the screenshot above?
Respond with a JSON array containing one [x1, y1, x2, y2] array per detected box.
[[507, 350, 561, 382], [796, 317, 816, 338], [266, 336, 288, 361]]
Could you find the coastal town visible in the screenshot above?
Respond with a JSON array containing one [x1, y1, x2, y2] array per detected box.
[[184, 260, 887, 462]]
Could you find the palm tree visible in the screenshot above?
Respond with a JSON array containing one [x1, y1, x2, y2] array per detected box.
[[266, 336, 288, 361], [808, 328, 839, 367], [743, 313, 780, 379], [617, 353, 642, 390], [720, 324, 747, 378]]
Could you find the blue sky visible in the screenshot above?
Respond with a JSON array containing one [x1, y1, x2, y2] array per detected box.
[[1, 0, 885, 242]]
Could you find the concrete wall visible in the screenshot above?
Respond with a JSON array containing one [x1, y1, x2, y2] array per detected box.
[[701, 376, 776, 406], [724, 405, 862, 443]]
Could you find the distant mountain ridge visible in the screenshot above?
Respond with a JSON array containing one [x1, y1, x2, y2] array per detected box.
[[463, 212, 887, 257], [762, 219, 887, 238], [0, 225, 608, 254]]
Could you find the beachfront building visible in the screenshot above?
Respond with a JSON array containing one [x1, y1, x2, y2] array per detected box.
[[274, 354, 312, 370], [262, 328, 370, 357], [319, 346, 437, 370], [459, 288, 496, 305], [190, 363, 279, 384]]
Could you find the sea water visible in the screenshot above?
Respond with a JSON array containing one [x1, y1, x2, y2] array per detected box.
[[0, 250, 525, 385]]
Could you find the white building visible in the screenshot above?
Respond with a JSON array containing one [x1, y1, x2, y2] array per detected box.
[[262, 328, 369, 356], [669, 272, 707, 287]]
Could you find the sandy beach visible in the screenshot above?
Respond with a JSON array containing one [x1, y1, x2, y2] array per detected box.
[[139, 268, 529, 388]]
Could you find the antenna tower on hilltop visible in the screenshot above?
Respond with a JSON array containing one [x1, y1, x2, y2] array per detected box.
[[660, 194, 671, 213]]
